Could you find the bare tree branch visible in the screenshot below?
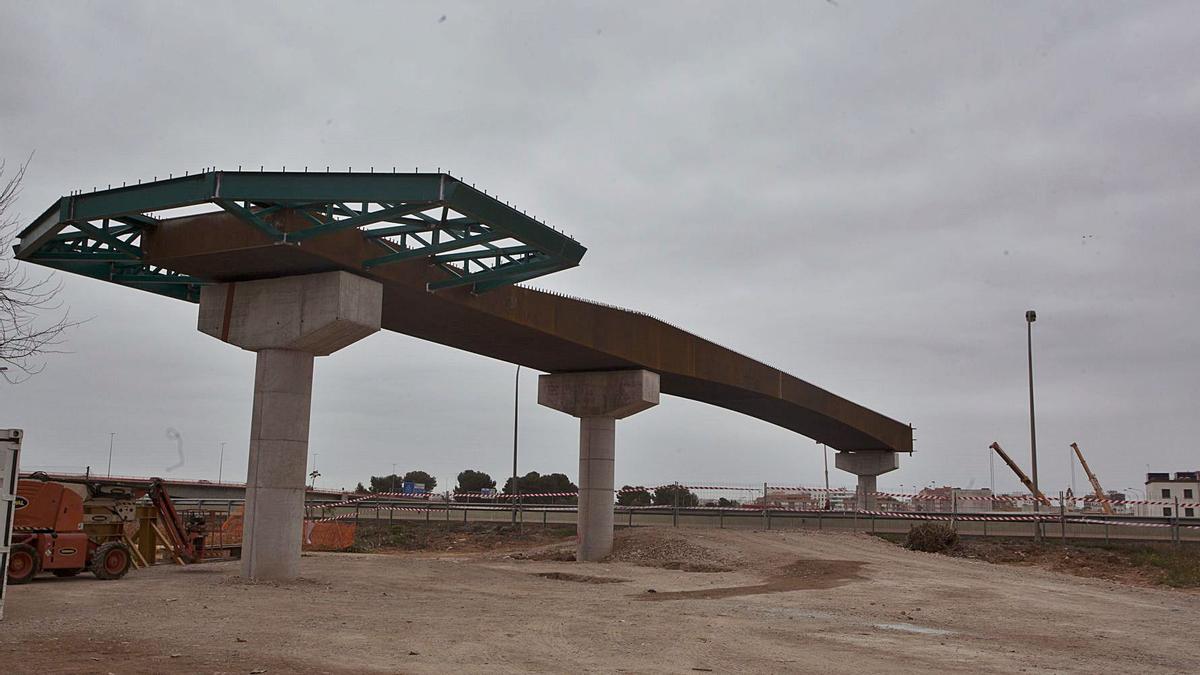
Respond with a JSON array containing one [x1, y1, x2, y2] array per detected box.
[[1, 155, 81, 383]]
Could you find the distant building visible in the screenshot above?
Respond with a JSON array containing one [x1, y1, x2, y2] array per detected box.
[[1071, 489, 1130, 514], [826, 492, 857, 511], [1137, 472, 1200, 518], [912, 487, 994, 513], [912, 486, 951, 512], [875, 494, 904, 512], [990, 493, 1027, 512], [758, 491, 821, 510]]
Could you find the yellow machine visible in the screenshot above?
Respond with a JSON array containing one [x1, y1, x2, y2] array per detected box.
[[1070, 442, 1114, 515], [988, 441, 1050, 505]]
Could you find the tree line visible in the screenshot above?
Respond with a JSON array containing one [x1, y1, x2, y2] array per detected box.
[[355, 471, 706, 506], [616, 484, 701, 507], [356, 469, 582, 504], [355, 470, 438, 494]]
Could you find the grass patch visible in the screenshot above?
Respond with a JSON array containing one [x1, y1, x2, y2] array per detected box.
[[1129, 548, 1200, 588], [878, 534, 1200, 590]]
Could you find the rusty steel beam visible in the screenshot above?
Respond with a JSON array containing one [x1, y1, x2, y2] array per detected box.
[[134, 210, 912, 454]]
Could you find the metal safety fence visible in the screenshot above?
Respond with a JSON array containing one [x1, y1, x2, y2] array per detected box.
[[166, 480, 1200, 547]]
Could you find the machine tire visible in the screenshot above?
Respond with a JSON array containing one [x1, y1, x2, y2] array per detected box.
[[90, 541, 131, 580], [51, 569, 82, 577], [6, 544, 40, 584]]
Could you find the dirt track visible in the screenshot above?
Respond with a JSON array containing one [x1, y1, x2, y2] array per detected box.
[[2, 527, 1196, 673]]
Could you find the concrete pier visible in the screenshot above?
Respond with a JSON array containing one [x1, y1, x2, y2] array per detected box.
[[577, 417, 617, 561], [834, 451, 900, 511], [538, 370, 659, 561], [198, 271, 382, 580]]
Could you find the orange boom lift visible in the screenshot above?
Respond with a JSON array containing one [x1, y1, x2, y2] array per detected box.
[[6, 480, 132, 584]]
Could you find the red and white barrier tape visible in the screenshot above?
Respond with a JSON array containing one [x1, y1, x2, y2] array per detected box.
[[312, 483, 1200, 514], [363, 491, 431, 500], [450, 491, 577, 499], [309, 513, 357, 523], [620, 485, 769, 493], [766, 486, 1200, 508], [307, 503, 1198, 529], [1076, 497, 1200, 508], [318, 492, 432, 509]]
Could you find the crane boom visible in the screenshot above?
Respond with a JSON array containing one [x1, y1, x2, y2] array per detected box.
[[1070, 442, 1114, 515], [989, 441, 1049, 504]]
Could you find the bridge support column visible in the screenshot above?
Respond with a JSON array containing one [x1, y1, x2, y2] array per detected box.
[[835, 451, 899, 511], [538, 370, 659, 562], [198, 271, 382, 580]]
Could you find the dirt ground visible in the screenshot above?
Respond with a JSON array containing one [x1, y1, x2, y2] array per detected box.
[[2, 526, 1197, 674]]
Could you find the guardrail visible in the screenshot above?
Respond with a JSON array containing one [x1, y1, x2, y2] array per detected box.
[[280, 500, 1199, 546]]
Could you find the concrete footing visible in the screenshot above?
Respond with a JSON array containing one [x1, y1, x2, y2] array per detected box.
[[199, 271, 382, 580], [835, 451, 900, 510], [539, 370, 659, 562]]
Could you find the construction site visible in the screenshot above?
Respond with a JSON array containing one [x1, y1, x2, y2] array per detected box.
[[1, 166, 1197, 672], [2, 522, 1198, 673], [4, 3, 1200, 673]]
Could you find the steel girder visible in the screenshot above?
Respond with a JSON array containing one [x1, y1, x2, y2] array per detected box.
[[14, 171, 586, 301]]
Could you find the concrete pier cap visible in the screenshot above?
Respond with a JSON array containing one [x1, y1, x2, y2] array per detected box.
[[198, 271, 382, 581], [198, 270, 383, 354], [538, 370, 660, 562], [835, 450, 900, 510]]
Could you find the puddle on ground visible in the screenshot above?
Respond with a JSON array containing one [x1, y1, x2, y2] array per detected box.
[[637, 559, 865, 601], [874, 622, 955, 636], [533, 572, 630, 584]]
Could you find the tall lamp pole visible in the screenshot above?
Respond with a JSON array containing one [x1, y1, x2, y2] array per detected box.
[[107, 432, 116, 477], [822, 443, 830, 510], [1026, 309, 1041, 541], [218, 442, 226, 483], [511, 365, 521, 525]]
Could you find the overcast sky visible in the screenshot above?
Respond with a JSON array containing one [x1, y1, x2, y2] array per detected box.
[[2, 1, 1198, 499]]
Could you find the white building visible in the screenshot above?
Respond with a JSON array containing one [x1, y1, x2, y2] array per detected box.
[[1138, 472, 1200, 518]]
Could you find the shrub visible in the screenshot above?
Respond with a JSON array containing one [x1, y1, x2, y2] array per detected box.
[[904, 522, 959, 553]]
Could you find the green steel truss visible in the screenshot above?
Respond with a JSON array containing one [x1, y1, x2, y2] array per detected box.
[[15, 171, 586, 301]]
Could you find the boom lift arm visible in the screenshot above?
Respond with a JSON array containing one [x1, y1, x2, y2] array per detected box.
[[147, 479, 206, 563], [989, 441, 1050, 505], [1070, 442, 1114, 515]]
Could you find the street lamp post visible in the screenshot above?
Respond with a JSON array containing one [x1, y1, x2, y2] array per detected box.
[[511, 364, 521, 525], [107, 432, 115, 477], [822, 443, 830, 510], [1026, 309, 1042, 541], [218, 442, 226, 483]]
